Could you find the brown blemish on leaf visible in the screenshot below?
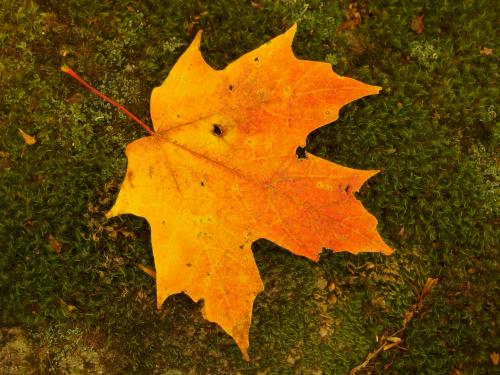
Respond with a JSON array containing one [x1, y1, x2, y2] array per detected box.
[[212, 124, 223, 137], [127, 171, 134, 187]]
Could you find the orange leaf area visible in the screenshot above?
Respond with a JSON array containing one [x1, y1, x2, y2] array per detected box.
[[107, 24, 393, 360]]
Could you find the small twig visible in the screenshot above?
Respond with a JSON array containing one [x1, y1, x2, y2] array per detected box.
[[349, 277, 438, 375], [60, 65, 155, 136]]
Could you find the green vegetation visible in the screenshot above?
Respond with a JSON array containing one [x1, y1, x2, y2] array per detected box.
[[0, 0, 497, 373]]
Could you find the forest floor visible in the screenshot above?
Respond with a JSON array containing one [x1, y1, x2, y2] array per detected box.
[[0, 1, 498, 374]]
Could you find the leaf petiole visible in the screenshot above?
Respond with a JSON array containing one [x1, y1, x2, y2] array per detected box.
[[61, 65, 155, 136]]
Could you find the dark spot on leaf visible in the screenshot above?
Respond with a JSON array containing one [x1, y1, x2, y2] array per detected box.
[[176, 114, 180, 118], [149, 166, 154, 178], [127, 171, 134, 187], [254, 57, 259, 62], [229, 84, 233, 90], [162, 220, 166, 226], [200, 181, 205, 186], [295, 146, 307, 159], [212, 124, 223, 136], [186, 263, 191, 267], [345, 185, 352, 194]]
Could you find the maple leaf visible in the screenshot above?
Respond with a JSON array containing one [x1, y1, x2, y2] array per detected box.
[[66, 24, 393, 360]]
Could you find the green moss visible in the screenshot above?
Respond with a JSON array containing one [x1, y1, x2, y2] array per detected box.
[[0, 0, 498, 373]]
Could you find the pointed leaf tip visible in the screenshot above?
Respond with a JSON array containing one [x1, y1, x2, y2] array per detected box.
[[193, 29, 203, 47], [241, 349, 250, 362], [288, 22, 298, 34], [283, 23, 298, 45]]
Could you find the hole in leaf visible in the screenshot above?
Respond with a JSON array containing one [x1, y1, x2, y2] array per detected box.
[[212, 124, 223, 136], [295, 146, 307, 159]]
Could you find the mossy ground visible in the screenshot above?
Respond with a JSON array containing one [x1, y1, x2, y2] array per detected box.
[[0, 0, 498, 374]]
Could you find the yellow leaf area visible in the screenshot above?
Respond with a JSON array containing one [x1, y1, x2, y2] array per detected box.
[[107, 24, 393, 360]]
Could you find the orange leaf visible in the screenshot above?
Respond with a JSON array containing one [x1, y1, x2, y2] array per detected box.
[[480, 47, 493, 56], [383, 342, 399, 351], [106, 24, 393, 360], [491, 352, 499, 366], [48, 234, 62, 254], [421, 277, 438, 299], [411, 13, 425, 35], [136, 263, 156, 279], [19, 128, 36, 145]]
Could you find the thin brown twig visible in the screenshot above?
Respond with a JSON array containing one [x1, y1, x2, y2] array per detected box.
[[349, 277, 438, 375]]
